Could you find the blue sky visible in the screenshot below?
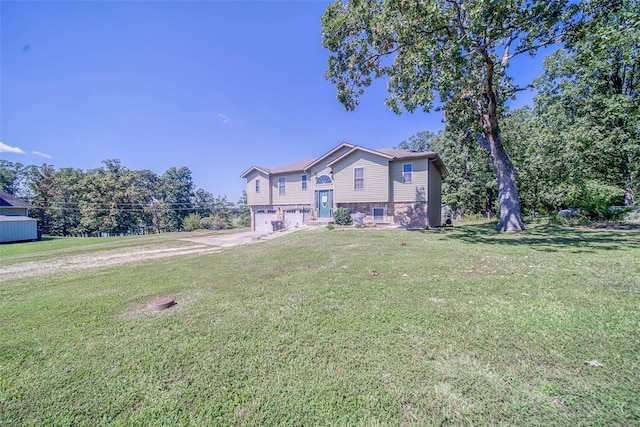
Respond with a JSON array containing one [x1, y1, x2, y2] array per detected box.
[[1, 1, 548, 202]]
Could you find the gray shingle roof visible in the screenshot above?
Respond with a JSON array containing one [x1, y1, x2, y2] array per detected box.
[[242, 145, 447, 177], [268, 158, 317, 174], [374, 148, 437, 159], [0, 190, 33, 207]]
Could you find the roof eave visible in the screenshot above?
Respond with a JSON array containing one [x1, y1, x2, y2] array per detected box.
[[430, 155, 449, 177]]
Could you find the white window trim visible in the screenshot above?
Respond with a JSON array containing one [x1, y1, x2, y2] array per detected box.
[[255, 179, 260, 192], [402, 163, 413, 184], [316, 174, 332, 185], [278, 177, 286, 195], [301, 174, 307, 190], [354, 167, 365, 190]]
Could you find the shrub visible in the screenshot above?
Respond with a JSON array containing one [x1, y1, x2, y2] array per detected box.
[[333, 207, 353, 225], [566, 181, 625, 220], [182, 213, 203, 231], [236, 213, 251, 228], [201, 214, 233, 230]]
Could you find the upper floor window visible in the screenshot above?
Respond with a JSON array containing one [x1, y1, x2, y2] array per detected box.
[[316, 174, 332, 185], [301, 175, 307, 190], [255, 179, 260, 192], [402, 163, 413, 183], [278, 177, 286, 195], [354, 167, 364, 190]]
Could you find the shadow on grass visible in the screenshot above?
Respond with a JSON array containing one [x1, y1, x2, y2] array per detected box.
[[438, 222, 640, 252]]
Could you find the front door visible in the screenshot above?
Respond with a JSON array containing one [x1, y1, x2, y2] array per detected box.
[[318, 190, 332, 218]]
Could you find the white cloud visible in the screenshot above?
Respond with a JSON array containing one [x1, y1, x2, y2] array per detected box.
[[217, 113, 232, 124], [32, 150, 53, 159], [0, 142, 25, 154]]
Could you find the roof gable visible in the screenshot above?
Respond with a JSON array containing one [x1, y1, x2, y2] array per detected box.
[[240, 158, 316, 178], [327, 146, 394, 167], [303, 142, 355, 170], [240, 166, 270, 178]]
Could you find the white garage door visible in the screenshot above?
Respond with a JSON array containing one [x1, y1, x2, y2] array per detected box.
[[254, 210, 277, 233], [284, 210, 305, 228]]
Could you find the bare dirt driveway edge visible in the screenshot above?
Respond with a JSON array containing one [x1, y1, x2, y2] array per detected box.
[[0, 227, 308, 283]]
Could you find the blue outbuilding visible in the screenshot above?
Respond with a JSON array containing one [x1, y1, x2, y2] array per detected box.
[[0, 190, 38, 243]]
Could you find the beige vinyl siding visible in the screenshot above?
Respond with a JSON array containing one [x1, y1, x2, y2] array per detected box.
[[390, 159, 428, 202], [332, 151, 389, 203], [307, 147, 351, 195], [428, 161, 443, 226], [307, 145, 353, 193], [271, 173, 312, 205], [308, 166, 334, 196], [246, 170, 271, 205], [308, 145, 353, 175]]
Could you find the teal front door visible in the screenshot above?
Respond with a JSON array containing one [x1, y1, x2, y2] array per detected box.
[[318, 190, 332, 218]]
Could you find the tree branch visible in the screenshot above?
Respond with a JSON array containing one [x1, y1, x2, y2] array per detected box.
[[500, 34, 517, 69]]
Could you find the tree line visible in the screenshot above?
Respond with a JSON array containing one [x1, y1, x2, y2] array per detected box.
[[0, 159, 251, 236]]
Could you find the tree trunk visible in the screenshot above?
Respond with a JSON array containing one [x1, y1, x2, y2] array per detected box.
[[625, 174, 634, 206], [480, 109, 525, 231], [623, 159, 635, 206], [480, 55, 525, 232], [488, 133, 525, 232]]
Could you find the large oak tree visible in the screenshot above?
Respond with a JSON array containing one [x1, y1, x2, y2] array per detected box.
[[322, 0, 569, 231]]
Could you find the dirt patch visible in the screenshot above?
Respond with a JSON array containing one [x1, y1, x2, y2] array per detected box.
[[0, 244, 220, 283], [118, 290, 203, 319]]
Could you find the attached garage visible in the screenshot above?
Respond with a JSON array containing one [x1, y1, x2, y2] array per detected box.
[[284, 209, 308, 228], [0, 215, 38, 243], [254, 209, 277, 233]]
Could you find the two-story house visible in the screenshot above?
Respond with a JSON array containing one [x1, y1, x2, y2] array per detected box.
[[240, 143, 447, 232]]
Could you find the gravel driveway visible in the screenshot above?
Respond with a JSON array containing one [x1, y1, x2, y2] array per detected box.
[[0, 227, 308, 283]]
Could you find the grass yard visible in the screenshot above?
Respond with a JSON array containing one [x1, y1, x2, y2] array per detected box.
[[1, 224, 638, 425]]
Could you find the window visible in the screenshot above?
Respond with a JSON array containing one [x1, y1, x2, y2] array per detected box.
[[255, 179, 260, 192], [316, 174, 332, 185], [278, 177, 286, 195], [354, 167, 364, 190], [373, 208, 385, 222], [402, 163, 413, 183], [301, 175, 307, 190]]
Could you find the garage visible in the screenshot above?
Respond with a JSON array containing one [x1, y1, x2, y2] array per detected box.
[[284, 209, 308, 228], [254, 209, 277, 232]]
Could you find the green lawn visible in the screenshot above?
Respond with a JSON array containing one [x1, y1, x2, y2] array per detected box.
[[1, 224, 638, 425]]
